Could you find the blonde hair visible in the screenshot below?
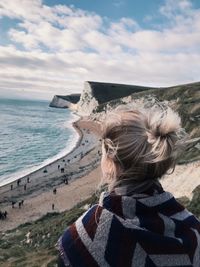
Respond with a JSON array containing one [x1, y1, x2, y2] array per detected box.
[[101, 106, 186, 189]]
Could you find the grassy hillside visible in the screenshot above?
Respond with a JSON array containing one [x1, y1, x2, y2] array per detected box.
[[56, 94, 80, 104], [0, 195, 98, 267], [88, 81, 156, 104]]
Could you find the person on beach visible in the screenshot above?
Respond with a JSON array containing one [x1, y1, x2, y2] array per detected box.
[[11, 201, 16, 208], [0, 211, 3, 219], [3, 210, 7, 219], [0, 210, 7, 220], [53, 188, 57, 195], [64, 178, 68, 185], [57, 106, 200, 267]]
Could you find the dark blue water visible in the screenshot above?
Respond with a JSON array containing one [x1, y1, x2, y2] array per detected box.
[[0, 98, 78, 185]]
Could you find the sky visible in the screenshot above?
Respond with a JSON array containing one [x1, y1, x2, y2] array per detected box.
[[0, 0, 200, 100]]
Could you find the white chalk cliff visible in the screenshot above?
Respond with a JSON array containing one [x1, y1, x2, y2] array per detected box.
[[49, 94, 80, 110], [77, 81, 151, 116]]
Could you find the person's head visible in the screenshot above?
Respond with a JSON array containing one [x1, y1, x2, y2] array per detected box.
[[101, 106, 186, 191]]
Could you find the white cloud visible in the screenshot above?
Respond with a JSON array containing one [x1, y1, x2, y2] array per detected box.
[[9, 21, 86, 51], [0, 0, 44, 21], [5, 1, 103, 52], [159, 0, 193, 19], [0, 0, 200, 99]]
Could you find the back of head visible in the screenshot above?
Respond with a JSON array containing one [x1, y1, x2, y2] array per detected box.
[[101, 105, 186, 190]]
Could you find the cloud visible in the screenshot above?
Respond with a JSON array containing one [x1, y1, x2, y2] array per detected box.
[[0, 0, 44, 21], [0, 0, 200, 99], [159, 0, 193, 19], [4, 1, 103, 52]]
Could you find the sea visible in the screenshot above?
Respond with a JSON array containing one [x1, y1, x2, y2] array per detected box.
[[0, 98, 79, 186]]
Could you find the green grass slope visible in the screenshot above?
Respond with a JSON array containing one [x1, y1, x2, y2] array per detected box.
[[88, 81, 156, 104]]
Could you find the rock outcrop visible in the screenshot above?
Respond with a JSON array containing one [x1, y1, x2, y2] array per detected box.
[[49, 94, 80, 109]]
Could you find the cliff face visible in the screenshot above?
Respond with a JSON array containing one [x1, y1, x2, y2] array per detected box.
[[49, 94, 80, 109], [77, 81, 154, 115], [77, 82, 99, 115]]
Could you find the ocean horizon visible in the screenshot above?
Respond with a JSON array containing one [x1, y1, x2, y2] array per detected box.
[[0, 98, 79, 186]]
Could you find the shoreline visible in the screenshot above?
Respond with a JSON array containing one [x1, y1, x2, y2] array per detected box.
[[0, 114, 82, 188], [0, 116, 102, 232], [0, 116, 102, 208]]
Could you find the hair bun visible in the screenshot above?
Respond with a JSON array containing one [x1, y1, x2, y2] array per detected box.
[[145, 107, 185, 162], [147, 107, 181, 138]]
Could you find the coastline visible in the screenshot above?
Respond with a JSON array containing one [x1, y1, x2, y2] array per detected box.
[[0, 115, 102, 232], [0, 116, 102, 207], [0, 114, 82, 188]]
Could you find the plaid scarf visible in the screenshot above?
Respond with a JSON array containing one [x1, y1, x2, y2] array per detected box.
[[58, 186, 200, 267]]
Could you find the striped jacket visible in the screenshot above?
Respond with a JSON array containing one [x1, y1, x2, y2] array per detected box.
[[58, 188, 200, 267]]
